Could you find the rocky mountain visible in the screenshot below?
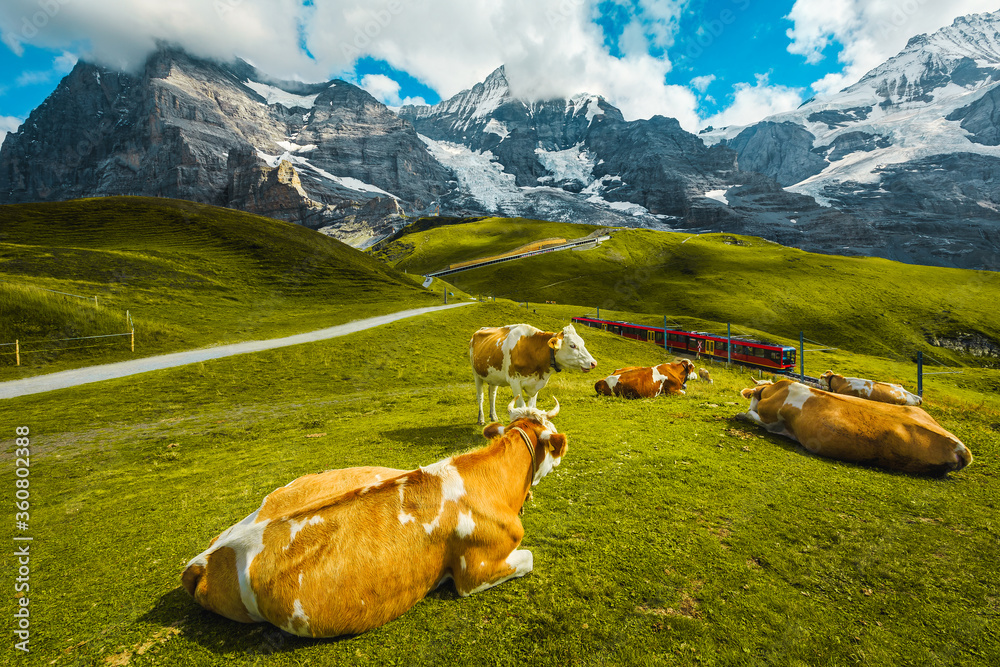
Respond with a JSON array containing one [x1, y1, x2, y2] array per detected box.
[[0, 48, 449, 244], [701, 11, 1000, 270], [4, 12, 1000, 269]]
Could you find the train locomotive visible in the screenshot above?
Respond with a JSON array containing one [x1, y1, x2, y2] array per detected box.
[[571, 316, 797, 372]]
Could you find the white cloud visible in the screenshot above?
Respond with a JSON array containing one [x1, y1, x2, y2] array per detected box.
[[0, 115, 23, 146], [702, 74, 804, 129], [0, 0, 698, 127], [690, 74, 715, 93], [358, 73, 424, 107], [785, 0, 1000, 95]]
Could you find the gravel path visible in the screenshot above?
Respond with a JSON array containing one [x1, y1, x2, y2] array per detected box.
[[0, 302, 473, 400]]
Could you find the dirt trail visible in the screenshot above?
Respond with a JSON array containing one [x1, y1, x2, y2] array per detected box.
[[0, 302, 473, 400]]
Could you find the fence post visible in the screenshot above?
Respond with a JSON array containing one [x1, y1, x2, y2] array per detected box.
[[15, 339, 19, 366], [663, 315, 667, 351], [917, 351, 923, 397], [94, 295, 98, 307], [131, 329, 135, 352], [799, 331, 805, 382], [727, 322, 732, 368]]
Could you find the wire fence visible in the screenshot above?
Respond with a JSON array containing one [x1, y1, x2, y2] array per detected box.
[[1, 331, 134, 366]]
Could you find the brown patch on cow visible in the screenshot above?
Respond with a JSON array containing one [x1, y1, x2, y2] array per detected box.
[[187, 547, 255, 624], [509, 331, 558, 378], [470, 327, 509, 377]]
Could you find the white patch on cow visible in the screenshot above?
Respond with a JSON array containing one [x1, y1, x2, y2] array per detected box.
[[606, 374, 620, 390], [783, 382, 813, 411], [420, 458, 466, 535], [846, 377, 873, 397], [538, 429, 553, 441], [456, 511, 476, 538], [464, 549, 534, 596], [397, 481, 416, 525], [533, 449, 562, 486], [286, 515, 324, 546], [298, 572, 303, 587], [460, 555, 467, 572], [283, 598, 311, 636], [651, 366, 667, 383]]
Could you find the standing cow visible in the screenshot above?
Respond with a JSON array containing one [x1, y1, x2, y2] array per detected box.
[[182, 401, 569, 638], [737, 378, 971, 476], [470, 323, 596, 424], [819, 370, 922, 406]]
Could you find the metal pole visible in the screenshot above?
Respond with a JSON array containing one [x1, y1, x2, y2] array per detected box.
[[799, 331, 805, 382], [597, 307, 600, 320], [917, 351, 923, 397], [15, 339, 19, 366], [727, 322, 731, 368], [663, 315, 667, 351]]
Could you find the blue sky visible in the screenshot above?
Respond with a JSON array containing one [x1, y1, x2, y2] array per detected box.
[[0, 0, 995, 138]]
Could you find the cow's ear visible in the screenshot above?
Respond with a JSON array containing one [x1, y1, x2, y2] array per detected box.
[[483, 423, 505, 439], [740, 387, 756, 399], [548, 334, 563, 350], [545, 433, 568, 458]]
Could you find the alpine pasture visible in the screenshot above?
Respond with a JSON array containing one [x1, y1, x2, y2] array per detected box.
[[2, 203, 999, 665]]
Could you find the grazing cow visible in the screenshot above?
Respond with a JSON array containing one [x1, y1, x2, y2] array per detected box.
[[819, 370, 922, 406], [182, 401, 569, 638], [470, 323, 596, 424], [698, 368, 714, 384], [737, 379, 971, 476], [595, 359, 696, 398]]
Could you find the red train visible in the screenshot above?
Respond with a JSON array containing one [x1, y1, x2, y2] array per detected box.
[[571, 316, 797, 371]]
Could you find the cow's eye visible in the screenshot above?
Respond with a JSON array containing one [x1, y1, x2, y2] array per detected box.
[[570, 343, 577, 349]]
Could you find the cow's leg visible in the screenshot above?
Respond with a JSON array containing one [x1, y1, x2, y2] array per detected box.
[[508, 380, 527, 409], [475, 376, 486, 425], [488, 385, 499, 422], [453, 548, 534, 597]]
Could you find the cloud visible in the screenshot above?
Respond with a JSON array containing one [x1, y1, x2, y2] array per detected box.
[[702, 74, 804, 129], [0, 0, 698, 127], [690, 74, 715, 93], [359, 73, 424, 107], [785, 0, 1000, 95], [0, 114, 22, 145]]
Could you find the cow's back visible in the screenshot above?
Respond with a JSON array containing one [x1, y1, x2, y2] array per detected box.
[[781, 390, 968, 475], [470, 326, 511, 379]]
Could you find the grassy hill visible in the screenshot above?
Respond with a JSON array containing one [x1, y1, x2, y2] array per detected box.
[[3, 300, 997, 665], [377, 220, 1000, 367], [0, 197, 443, 378]]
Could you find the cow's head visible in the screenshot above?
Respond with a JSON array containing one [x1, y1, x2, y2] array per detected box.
[[483, 399, 568, 486], [819, 370, 838, 391], [550, 324, 597, 373], [677, 358, 697, 381]]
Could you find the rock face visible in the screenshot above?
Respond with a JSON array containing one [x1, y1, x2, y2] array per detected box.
[[5, 13, 1000, 269], [700, 11, 1000, 270], [0, 48, 447, 246]]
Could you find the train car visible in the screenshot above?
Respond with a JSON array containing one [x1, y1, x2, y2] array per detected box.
[[572, 316, 797, 371]]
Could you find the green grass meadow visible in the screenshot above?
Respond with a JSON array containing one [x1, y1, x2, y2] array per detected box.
[[2, 300, 999, 666], [0, 198, 443, 379]]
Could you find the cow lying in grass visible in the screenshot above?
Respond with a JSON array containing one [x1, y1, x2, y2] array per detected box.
[[594, 359, 696, 398], [737, 378, 971, 476], [819, 370, 922, 406], [181, 401, 568, 638], [470, 323, 596, 424]]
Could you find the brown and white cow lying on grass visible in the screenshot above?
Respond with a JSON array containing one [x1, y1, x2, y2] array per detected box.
[[819, 370, 922, 406], [182, 401, 568, 638], [594, 359, 696, 398], [737, 379, 972, 476], [470, 323, 596, 424]]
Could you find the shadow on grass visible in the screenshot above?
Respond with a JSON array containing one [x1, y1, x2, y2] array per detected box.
[[382, 422, 485, 453], [142, 582, 465, 656], [141, 587, 353, 655]]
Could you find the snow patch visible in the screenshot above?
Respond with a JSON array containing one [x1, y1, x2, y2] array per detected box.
[[483, 118, 509, 140], [704, 189, 729, 205], [255, 150, 397, 198], [244, 80, 319, 108], [418, 134, 523, 212], [535, 142, 595, 185]]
